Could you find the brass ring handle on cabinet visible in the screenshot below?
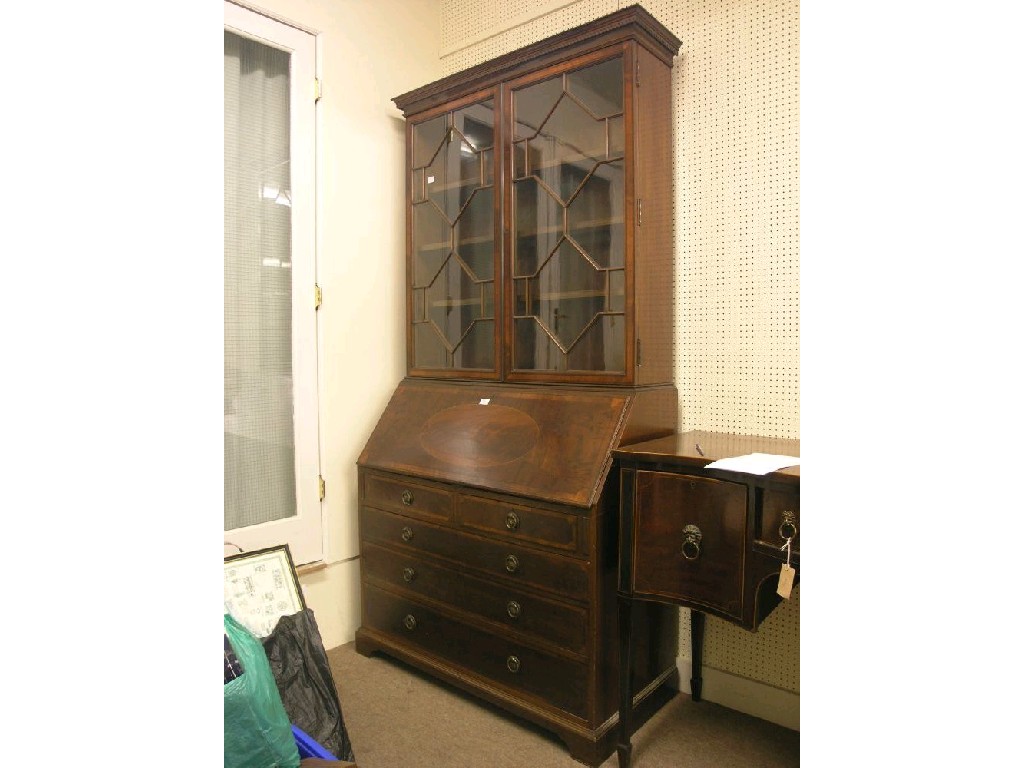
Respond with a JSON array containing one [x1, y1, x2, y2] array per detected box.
[[681, 524, 703, 560], [506, 600, 521, 618], [401, 526, 414, 543], [506, 655, 521, 673], [505, 554, 520, 573], [778, 510, 797, 541], [402, 567, 416, 583], [401, 490, 414, 506], [403, 614, 417, 631], [505, 511, 520, 531]]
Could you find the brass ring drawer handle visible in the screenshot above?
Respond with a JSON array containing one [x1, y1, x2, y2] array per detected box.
[[505, 554, 520, 573], [402, 567, 416, 583], [401, 526, 414, 543], [401, 490, 414, 506], [506, 655, 521, 673], [778, 510, 797, 541], [505, 512, 520, 531], [403, 614, 417, 631], [681, 524, 702, 560], [506, 600, 521, 618]]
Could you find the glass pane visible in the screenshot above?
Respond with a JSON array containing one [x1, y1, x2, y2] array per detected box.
[[566, 57, 623, 118], [455, 187, 494, 281], [454, 99, 494, 150], [608, 115, 625, 158], [453, 320, 495, 370], [224, 31, 296, 530], [513, 177, 562, 278], [426, 254, 485, 345], [531, 239, 605, 351], [566, 315, 624, 372], [413, 322, 448, 368], [514, 317, 563, 371], [568, 160, 624, 269], [426, 133, 480, 223], [514, 76, 562, 140], [413, 114, 447, 169], [609, 269, 625, 312], [412, 202, 450, 288]]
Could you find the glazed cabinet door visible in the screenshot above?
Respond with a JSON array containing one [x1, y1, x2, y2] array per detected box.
[[507, 48, 631, 383], [408, 92, 500, 377]]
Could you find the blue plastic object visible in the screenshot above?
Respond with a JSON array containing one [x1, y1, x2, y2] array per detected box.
[[292, 723, 339, 761]]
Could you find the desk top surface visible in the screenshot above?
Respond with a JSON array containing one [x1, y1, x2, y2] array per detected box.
[[613, 430, 800, 479]]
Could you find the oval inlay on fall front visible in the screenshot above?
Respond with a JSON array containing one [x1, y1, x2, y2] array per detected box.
[[420, 404, 540, 467]]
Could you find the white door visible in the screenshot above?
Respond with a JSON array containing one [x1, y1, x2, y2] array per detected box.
[[223, 1, 321, 564]]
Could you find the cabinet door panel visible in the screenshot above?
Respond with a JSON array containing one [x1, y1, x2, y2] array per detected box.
[[509, 55, 627, 377], [409, 96, 499, 375], [632, 471, 747, 620]]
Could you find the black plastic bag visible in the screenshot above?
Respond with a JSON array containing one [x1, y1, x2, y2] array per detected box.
[[262, 608, 355, 763]]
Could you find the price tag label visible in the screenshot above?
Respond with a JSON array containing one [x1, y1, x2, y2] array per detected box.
[[777, 563, 795, 599]]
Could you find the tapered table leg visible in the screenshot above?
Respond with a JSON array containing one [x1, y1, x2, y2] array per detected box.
[[690, 609, 705, 702], [616, 593, 636, 768]]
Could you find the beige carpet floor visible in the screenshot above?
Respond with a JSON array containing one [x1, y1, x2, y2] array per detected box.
[[327, 642, 798, 767]]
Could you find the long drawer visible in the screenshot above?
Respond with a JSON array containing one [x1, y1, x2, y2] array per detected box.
[[362, 582, 589, 716], [361, 505, 590, 599], [458, 493, 588, 556], [361, 541, 588, 656]]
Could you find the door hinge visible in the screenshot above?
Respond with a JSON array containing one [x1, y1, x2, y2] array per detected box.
[[636, 60, 640, 87], [637, 198, 643, 227], [636, 338, 642, 367], [318, 475, 326, 502], [314, 77, 322, 103], [315, 283, 322, 310]]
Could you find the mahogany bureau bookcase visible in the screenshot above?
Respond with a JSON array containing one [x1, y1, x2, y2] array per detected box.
[[355, 6, 682, 765]]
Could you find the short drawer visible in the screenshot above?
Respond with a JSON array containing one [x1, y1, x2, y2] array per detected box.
[[758, 486, 799, 560], [361, 506, 590, 600], [362, 583, 588, 716], [363, 472, 452, 523], [459, 495, 586, 555], [361, 541, 588, 656], [631, 471, 747, 620]]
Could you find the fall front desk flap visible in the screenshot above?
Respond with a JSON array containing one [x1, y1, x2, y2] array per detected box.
[[358, 379, 635, 509]]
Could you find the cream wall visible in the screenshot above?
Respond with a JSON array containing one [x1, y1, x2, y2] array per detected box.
[[233, 0, 443, 650], [438, 0, 800, 728]]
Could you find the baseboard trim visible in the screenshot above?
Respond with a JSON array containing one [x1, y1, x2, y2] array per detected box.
[[675, 659, 799, 731]]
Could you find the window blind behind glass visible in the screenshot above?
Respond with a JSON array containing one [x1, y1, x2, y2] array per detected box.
[[224, 31, 296, 531]]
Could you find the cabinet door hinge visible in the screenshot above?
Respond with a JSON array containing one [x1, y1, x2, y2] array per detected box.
[[318, 475, 326, 502], [637, 198, 643, 227], [315, 283, 322, 310], [314, 77, 322, 103], [636, 60, 640, 87], [636, 338, 642, 367]]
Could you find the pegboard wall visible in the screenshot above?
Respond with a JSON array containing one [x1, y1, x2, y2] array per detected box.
[[439, 0, 800, 696]]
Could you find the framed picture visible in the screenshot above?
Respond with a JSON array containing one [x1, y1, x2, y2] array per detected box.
[[224, 544, 306, 638]]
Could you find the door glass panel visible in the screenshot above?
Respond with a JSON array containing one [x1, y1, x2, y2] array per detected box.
[[511, 57, 625, 374], [224, 31, 296, 530], [410, 99, 496, 372], [568, 160, 624, 269]]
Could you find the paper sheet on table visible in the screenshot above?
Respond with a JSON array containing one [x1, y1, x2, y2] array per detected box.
[[702, 452, 800, 475]]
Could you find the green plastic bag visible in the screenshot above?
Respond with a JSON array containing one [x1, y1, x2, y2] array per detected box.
[[224, 614, 301, 768]]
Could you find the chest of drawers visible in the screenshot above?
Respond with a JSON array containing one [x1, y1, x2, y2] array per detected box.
[[355, 379, 678, 765]]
